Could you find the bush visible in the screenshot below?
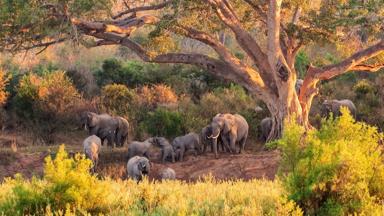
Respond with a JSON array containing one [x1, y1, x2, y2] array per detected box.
[[353, 79, 375, 97], [13, 71, 81, 144], [143, 107, 184, 138], [100, 83, 137, 117], [0, 146, 303, 216], [276, 108, 384, 215], [0, 69, 9, 106]]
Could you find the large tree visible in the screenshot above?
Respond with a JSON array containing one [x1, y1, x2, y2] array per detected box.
[[1, 0, 383, 140]]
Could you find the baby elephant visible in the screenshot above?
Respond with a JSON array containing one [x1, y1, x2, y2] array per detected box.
[[83, 135, 101, 173], [127, 156, 151, 182], [159, 167, 176, 180], [127, 138, 154, 159], [172, 132, 201, 161], [152, 137, 175, 163]]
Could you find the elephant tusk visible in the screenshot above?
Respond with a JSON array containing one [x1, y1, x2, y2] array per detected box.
[[211, 133, 220, 139], [207, 135, 212, 139]]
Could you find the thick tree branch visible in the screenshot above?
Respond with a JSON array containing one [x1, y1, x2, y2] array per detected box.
[[267, 0, 283, 67], [112, 0, 172, 19], [85, 30, 273, 100], [350, 64, 384, 72], [317, 40, 384, 80], [72, 16, 159, 36], [208, 0, 277, 93]]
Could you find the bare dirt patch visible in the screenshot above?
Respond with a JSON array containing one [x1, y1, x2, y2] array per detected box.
[[0, 131, 280, 182]]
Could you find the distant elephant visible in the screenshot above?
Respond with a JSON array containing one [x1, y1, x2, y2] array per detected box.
[[295, 79, 303, 95], [208, 113, 249, 158], [115, 117, 129, 147], [81, 112, 118, 147], [152, 137, 175, 163], [127, 156, 150, 182], [127, 138, 154, 159], [172, 132, 201, 161], [83, 135, 101, 173], [321, 99, 357, 119], [201, 126, 226, 153], [260, 117, 272, 142], [159, 167, 176, 180]]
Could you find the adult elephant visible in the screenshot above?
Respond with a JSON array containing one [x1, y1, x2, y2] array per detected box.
[[81, 112, 119, 147], [115, 117, 129, 147], [321, 99, 357, 119], [207, 113, 249, 159]]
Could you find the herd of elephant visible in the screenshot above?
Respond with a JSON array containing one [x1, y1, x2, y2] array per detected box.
[[81, 96, 356, 181]]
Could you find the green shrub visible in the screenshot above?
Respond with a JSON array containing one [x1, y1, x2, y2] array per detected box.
[[276, 108, 384, 215], [143, 107, 185, 138], [294, 51, 310, 78]]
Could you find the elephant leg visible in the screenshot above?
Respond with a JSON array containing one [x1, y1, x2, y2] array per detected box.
[[90, 126, 99, 135], [180, 146, 185, 161], [212, 139, 218, 159], [143, 151, 150, 159], [171, 151, 175, 163], [161, 149, 166, 163], [107, 134, 114, 148], [221, 136, 232, 153], [229, 135, 237, 154], [239, 135, 247, 154], [121, 135, 127, 147]]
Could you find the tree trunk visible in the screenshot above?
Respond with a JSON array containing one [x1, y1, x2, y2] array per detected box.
[[263, 84, 303, 141]]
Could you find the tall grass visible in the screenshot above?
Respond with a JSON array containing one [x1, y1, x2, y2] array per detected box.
[[0, 145, 302, 216]]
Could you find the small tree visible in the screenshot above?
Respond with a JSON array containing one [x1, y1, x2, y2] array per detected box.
[[14, 71, 80, 144]]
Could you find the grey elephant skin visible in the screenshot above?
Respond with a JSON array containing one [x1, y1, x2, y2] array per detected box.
[[127, 156, 150, 182], [172, 132, 201, 161], [321, 99, 357, 118], [115, 117, 129, 147], [159, 167, 176, 180], [208, 113, 249, 158], [152, 137, 175, 163], [83, 135, 101, 173], [295, 79, 303, 95], [127, 138, 154, 159], [201, 126, 226, 153], [81, 112, 118, 147], [81, 112, 129, 148], [260, 117, 272, 142]]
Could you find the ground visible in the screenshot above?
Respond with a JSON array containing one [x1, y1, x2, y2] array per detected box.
[[0, 131, 280, 182]]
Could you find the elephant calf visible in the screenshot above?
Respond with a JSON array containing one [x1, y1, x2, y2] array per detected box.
[[127, 138, 154, 159], [127, 156, 150, 182], [83, 135, 101, 173], [152, 137, 175, 163], [260, 117, 272, 142], [172, 132, 201, 161], [159, 167, 176, 180]]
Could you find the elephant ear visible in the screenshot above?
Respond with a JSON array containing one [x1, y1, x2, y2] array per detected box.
[[223, 115, 236, 134]]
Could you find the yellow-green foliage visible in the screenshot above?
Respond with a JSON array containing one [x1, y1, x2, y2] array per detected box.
[[101, 83, 137, 117], [0, 69, 9, 106], [276, 108, 384, 215], [0, 146, 302, 216]]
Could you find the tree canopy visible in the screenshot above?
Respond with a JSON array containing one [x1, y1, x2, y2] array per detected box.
[[1, 0, 383, 139]]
